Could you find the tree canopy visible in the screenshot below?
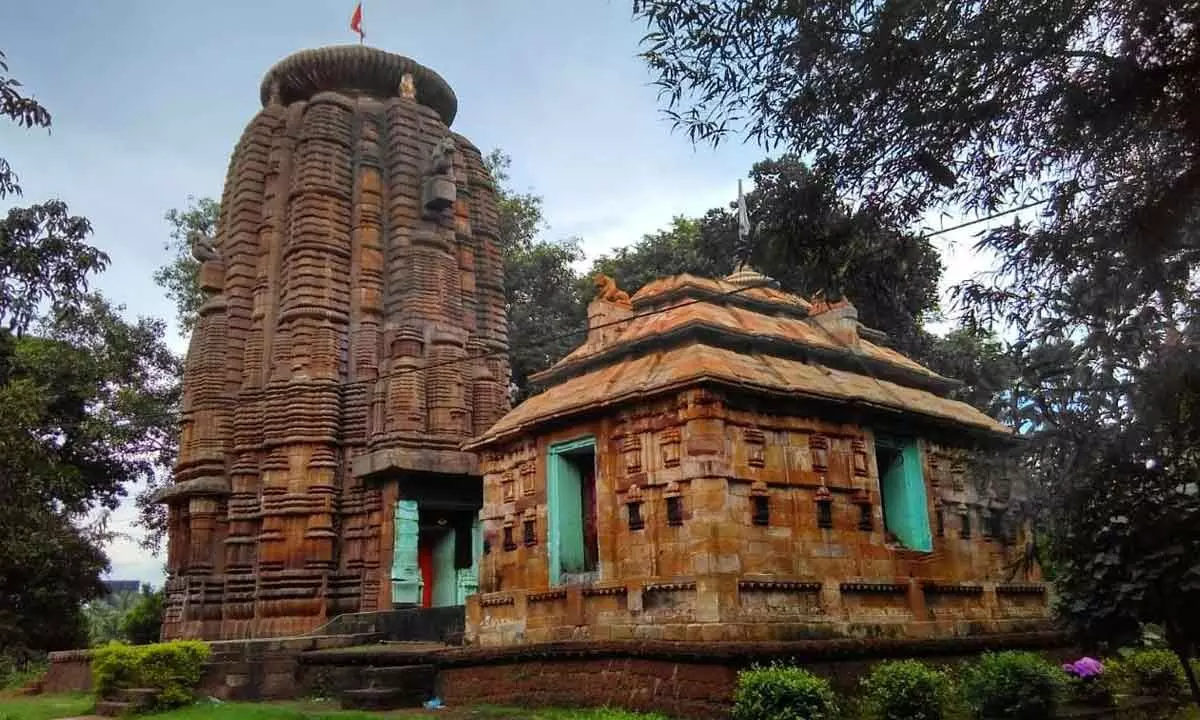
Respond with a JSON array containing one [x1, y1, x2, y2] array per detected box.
[[632, 0, 1200, 338], [0, 47, 179, 660], [633, 0, 1200, 693], [154, 198, 218, 336]]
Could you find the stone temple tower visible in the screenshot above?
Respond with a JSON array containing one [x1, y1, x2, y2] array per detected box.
[[157, 46, 509, 640]]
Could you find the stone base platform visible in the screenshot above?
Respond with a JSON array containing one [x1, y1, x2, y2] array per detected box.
[[298, 631, 1071, 718]]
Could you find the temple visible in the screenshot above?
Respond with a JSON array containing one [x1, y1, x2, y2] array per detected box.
[[463, 269, 1049, 645], [157, 43, 1049, 646], [157, 45, 510, 640]]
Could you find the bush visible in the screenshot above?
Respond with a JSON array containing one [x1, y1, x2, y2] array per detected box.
[[860, 660, 954, 720], [91, 640, 210, 710], [1117, 649, 1186, 700], [1061, 656, 1116, 707], [732, 664, 838, 720], [961, 651, 1064, 720], [119, 590, 165, 645]]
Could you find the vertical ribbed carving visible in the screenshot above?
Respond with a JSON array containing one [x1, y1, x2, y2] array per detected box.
[[161, 46, 508, 640]]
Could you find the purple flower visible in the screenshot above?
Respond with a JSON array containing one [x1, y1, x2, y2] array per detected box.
[[1064, 657, 1104, 679]]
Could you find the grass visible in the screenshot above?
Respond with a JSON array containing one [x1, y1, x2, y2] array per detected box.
[[0, 695, 667, 720], [0, 693, 93, 720]]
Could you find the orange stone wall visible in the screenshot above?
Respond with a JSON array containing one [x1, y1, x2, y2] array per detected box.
[[162, 48, 508, 640], [467, 387, 1048, 645]]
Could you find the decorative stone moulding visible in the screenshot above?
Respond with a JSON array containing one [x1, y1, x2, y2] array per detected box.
[[996, 583, 1048, 595], [738, 580, 823, 593], [479, 593, 516, 607], [923, 582, 985, 595], [582, 585, 628, 597], [840, 581, 909, 594], [644, 581, 698, 593], [528, 589, 567, 602]]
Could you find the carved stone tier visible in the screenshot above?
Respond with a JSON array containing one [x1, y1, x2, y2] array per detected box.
[[160, 45, 508, 641]]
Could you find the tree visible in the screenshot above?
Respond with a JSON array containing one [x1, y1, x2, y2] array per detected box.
[[634, 0, 1200, 682], [592, 157, 943, 358], [119, 586, 165, 645], [85, 585, 142, 647], [154, 197, 218, 335], [632, 0, 1200, 344], [0, 49, 51, 199], [921, 326, 1017, 418], [1051, 333, 1200, 704], [483, 151, 587, 401], [0, 46, 179, 659], [591, 215, 733, 293]]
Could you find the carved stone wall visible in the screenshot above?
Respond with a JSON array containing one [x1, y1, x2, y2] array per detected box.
[[161, 46, 508, 640], [468, 388, 1048, 645]]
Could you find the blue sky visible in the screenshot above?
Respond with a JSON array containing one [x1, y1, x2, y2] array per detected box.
[[0, 0, 1003, 584]]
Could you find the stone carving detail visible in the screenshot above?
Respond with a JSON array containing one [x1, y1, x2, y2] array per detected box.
[[593, 274, 632, 307], [519, 459, 536, 496], [189, 230, 220, 264], [423, 135, 457, 212], [399, 72, 416, 99], [744, 428, 766, 467], [851, 438, 869, 476], [810, 434, 830, 472], [158, 46, 509, 640], [659, 427, 681, 468], [622, 435, 643, 474]]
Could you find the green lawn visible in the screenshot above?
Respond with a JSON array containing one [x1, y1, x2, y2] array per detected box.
[[0, 693, 93, 720], [0, 695, 666, 720]]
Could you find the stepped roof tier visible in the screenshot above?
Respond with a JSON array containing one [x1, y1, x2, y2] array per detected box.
[[468, 271, 1009, 449]]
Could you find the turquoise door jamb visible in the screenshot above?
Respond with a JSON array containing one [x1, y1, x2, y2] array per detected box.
[[875, 434, 934, 552], [547, 436, 596, 586]]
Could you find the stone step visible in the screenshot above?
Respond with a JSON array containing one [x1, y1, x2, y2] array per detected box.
[[94, 700, 132, 717], [362, 664, 437, 689], [341, 687, 430, 711]]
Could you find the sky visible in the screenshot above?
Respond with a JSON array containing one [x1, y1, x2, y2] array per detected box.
[[0, 0, 1010, 585]]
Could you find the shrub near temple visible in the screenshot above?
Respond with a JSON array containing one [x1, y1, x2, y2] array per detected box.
[[860, 660, 955, 720], [1119, 649, 1187, 701], [1062, 656, 1116, 707], [732, 665, 839, 720], [961, 651, 1064, 720], [91, 640, 210, 710]]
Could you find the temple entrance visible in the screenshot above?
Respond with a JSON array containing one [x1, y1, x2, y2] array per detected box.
[[547, 437, 599, 585], [874, 434, 933, 552], [417, 512, 468, 608], [388, 475, 483, 609]]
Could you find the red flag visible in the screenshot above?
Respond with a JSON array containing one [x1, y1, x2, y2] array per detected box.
[[350, 2, 364, 42]]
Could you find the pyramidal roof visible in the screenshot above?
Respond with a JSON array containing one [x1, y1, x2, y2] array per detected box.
[[466, 272, 1011, 449]]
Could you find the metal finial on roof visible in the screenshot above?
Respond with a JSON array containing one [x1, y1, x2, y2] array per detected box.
[[725, 262, 777, 288]]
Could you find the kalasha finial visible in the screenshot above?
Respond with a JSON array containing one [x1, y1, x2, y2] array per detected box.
[[399, 73, 416, 100]]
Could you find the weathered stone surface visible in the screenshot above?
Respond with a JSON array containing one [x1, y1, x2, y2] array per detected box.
[[465, 273, 1050, 646], [159, 45, 508, 641]]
